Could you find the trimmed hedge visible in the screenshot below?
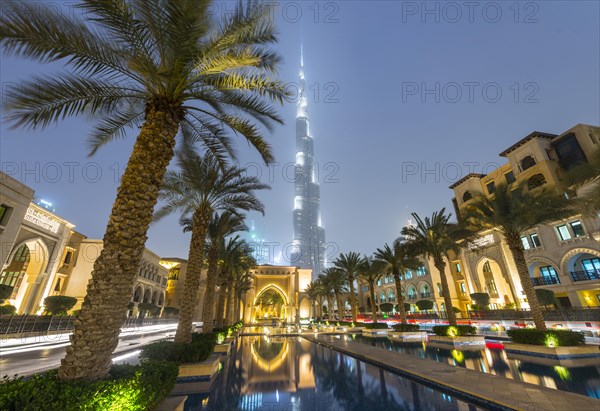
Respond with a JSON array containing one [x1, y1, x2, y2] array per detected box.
[[0, 305, 17, 315], [364, 322, 389, 329], [392, 323, 420, 332], [507, 329, 585, 347], [432, 325, 477, 336], [0, 361, 178, 411], [140, 333, 216, 364]]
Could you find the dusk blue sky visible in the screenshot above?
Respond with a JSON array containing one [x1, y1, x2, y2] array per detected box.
[[1, 1, 599, 264]]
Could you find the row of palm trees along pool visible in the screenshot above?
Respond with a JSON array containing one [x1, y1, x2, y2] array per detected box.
[[306, 171, 599, 332]]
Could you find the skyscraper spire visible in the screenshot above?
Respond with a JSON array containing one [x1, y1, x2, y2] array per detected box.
[[291, 45, 326, 280]]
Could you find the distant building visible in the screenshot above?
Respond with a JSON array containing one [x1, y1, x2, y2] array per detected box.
[[160, 257, 207, 320], [64, 239, 169, 317], [246, 220, 271, 265], [291, 47, 326, 280]]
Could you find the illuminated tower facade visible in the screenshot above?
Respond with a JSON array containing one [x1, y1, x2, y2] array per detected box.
[[291, 46, 326, 280]]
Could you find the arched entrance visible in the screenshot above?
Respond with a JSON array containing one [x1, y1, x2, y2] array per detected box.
[[253, 286, 288, 321], [0, 238, 49, 314], [475, 258, 512, 308], [298, 297, 311, 319]]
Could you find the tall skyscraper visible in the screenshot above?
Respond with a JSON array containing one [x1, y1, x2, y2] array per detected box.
[[291, 46, 326, 280]]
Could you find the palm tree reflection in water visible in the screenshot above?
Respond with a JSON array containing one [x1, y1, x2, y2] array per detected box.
[[196, 337, 487, 411]]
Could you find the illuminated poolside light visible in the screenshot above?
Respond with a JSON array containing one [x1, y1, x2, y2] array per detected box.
[[545, 334, 559, 348], [447, 326, 458, 337]]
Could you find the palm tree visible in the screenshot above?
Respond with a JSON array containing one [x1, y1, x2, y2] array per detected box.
[[233, 271, 253, 324], [374, 239, 420, 325], [462, 183, 573, 330], [321, 268, 348, 320], [402, 209, 467, 326], [201, 212, 246, 333], [1, 1, 286, 380], [224, 239, 254, 326], [155, 151, 268, 343], [318, 274, 335, 320], [356, 256, 386, 324], [304, 281, 320, 319], [334, 252, 362, 322]]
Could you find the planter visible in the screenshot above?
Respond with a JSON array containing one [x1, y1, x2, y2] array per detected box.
[[428, 335, 486, 350], [388, 331, 428, 341], [505, 343, 600, 367], [171, 354, 221, 395], [346, 327, 365, 333], [214, 343, 232, 357], [363, 329, 389, 338]]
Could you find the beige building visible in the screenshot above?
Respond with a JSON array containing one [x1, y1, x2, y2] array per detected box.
[[450, 123, 600, 309], [1, 172, 81, 314], [160, 257, 208, 320], [64, 239, 168, 316]]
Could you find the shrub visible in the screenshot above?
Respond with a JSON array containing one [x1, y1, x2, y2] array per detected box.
[[0, 361, 178, 411], [0, 305, 17, 316], [470, 293, 490, 309], [415, 300, 434, 311], [380, 303, 394, 313], [365, 322, 389, 329], [432, 325, 477, 336], [535, 289, 556, 308], [506, 329, 585, 346], [392, 323, 420, 332], [162, 307, 179, 317], [137, 302, 160, 317], [140, 335, 215, 365], [0, 284, 13, 303], [43, 296, 77, 315]]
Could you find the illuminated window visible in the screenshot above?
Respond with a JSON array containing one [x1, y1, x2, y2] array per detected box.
[[417, 266, 427, 276], [460, 282, 466, 294], [405, 270, 413, 279], [540, 266, 557, 278], [556, 224, 571, 241], [454, 263, 461, 273], [521, 236, 530, 250]]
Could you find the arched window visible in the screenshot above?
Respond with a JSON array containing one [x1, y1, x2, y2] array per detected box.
[[379, 291, 386, 303], [407, 285, 417, 300], [387, 289, 395, 302], [527, 174, 546, 190], [520, 155, 536, 171], [419, 283, 431, 298], [462, 191, 472, 202]]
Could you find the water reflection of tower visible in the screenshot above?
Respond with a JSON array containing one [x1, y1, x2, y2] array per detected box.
[[247, 220, 270, 265]]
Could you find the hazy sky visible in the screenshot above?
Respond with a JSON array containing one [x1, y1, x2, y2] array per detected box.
[[1, 1, 599, 264]]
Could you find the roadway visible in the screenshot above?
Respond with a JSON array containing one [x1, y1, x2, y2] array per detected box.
[[0, 322, 180, 377]]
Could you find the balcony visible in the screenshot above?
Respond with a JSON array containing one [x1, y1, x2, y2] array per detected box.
[[570, 269, 600, 282], [531, 275, 560, 286], [420, 292, 432, 299]]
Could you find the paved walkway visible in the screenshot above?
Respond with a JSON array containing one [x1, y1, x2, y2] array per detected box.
[[303, 334, 600, 411]]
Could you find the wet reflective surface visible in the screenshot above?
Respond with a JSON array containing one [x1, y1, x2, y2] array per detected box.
[[190, 336, 489, 411], [353, 335, 600, 399]]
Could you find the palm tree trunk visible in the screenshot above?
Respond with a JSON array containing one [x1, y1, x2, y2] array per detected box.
[[215, 274, 228, 329], [225, 273, 235, 326], [175, 210, 210, 343], [233, 294, 241, 324], [59, 107, 180, 380], [348, 274, 358, 322], [335, 291, 344, 321], [202, 244, 219, 334], [435, 259, 457, 326], [327, 296, 334, 320], [369, 281, 378, 323], [393, 271, 407, 324], [507, 240, 546, 330]]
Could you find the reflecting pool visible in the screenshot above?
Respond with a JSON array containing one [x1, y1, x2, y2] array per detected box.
[[190, 336, 489, 410], [352, 335, 600, 399]]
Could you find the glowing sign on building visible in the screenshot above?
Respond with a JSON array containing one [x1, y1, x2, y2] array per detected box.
[[24, 207, 60, 233], [467, 234, 494, 250]]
